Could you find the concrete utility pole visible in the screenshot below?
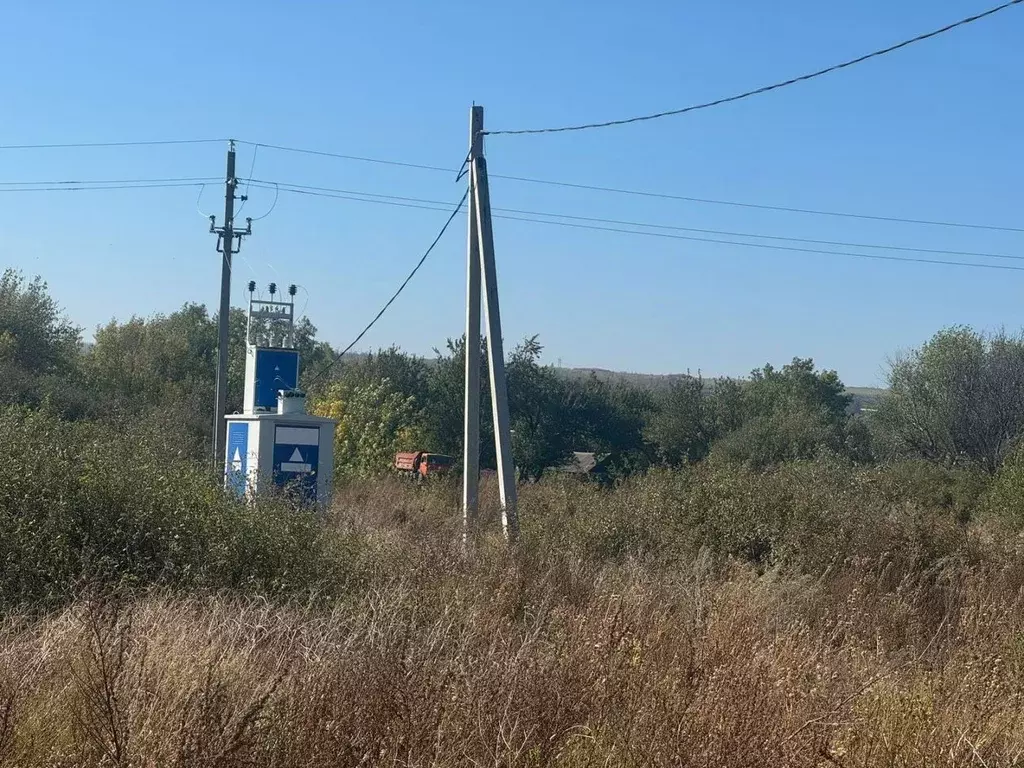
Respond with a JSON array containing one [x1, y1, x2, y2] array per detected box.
[[462, 106, 483, 543], [210, 140, 251, 466], [467, 106, 519, 543]]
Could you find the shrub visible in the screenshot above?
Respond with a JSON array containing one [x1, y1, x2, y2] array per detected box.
[[982, 443, 1024, 528], [519, 458, 967, 577], [0, 408, 343, 609]]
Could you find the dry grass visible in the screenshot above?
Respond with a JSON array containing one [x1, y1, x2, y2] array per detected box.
[[3, 472, 1024, 766]]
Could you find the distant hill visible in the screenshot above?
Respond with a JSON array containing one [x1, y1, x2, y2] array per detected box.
[[845, 387, 886, 412], [560, 368, 696, 391]]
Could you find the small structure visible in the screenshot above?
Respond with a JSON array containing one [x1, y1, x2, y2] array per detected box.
[[552, 451, 616, 483], [224, 283, 336, 507]]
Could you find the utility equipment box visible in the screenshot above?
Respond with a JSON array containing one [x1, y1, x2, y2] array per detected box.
[[224, 285, 335, 508]]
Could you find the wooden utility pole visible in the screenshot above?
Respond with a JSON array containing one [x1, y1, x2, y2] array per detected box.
[[462, 106, 483, 543], [467, 106, 519, 542], [210, 140, 250, 466]]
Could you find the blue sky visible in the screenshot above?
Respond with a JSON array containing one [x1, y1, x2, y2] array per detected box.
[[1, 1, 1021, 386]]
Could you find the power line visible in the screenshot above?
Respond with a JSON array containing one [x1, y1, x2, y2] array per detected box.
[[247, 143, 1021, 233], [502, 207, 1024, 262], [304, 190, 469, 389], [237, 141, 452, 174], [487, 174, 1024, 234], [0, 176, 219, 186], [236, 144, 260, 216], [249, 179, 1023, 262], [484, 0, 1024, 136], [504, 210, 1023, 262], [247, 182, 280, 221], [251, 179, 455, 206], [249, 180, 451, 215], [4, 132, 1011, 239], [247, 180, 1024, 273], [0, 138, 227, 150], [0, 181, 212, 192], [492, 212, 1024, 272], [1, 128, 1018, 235]]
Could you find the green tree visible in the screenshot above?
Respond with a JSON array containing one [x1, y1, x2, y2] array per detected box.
[[294, 317, 334, 376], [646, 375, 715, 466], [311, 377, 425, 478], [744, 359, 850, 425], [708, 378, 745, 434], [423, 337, 493, 462], [873, 327, 1024, 472], [85, 304, 329, 457], [506, 336, 579, 479], [567, 375, 655, 474], [87, 304, 217, 407], [85, 303, 230, 456], [424, 337, 652, 479], [322, 346, 429, 404], [0, 270, 84, 412], [711, 358, 852, 468]]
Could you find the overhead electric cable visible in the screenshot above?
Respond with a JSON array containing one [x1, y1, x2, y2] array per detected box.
[[0, 138, 227, 150], [0, 176, 219, 186], [248, 181, 452, 215], [248, 181, 1024, 273], [237, 141, 452, 174], [237, 144, 260, 215], [492, 212, 1024, 272], [484, 0, 1024, 135], [246, 182, 280, 221], [243, 144, 1021, 232], [304, 190, 469, 389], [486, 174, 1024, 234], [0, 181, 213, 192], [248, 179, 1024, 262]]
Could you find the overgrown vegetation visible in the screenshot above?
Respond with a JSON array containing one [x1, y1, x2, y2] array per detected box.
[[11, 267, 1020, 480], [3, 471, 1024, 765], [5, 269, 1024, 764], [0, 408, 339, 609]]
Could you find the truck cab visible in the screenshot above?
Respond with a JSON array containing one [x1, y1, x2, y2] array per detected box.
[[394, 451, 456, 478]]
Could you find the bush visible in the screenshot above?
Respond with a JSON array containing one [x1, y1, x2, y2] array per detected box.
[[519, 459, 967, 576], [874, 459, 990, 526], [982, 443, 1024, 528], [0, 431, 1019, 765], [0, 408, 343, 609]]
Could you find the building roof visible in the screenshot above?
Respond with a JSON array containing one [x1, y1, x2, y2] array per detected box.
[[555, 451, 615, 475], [569, 452, 599, 473]]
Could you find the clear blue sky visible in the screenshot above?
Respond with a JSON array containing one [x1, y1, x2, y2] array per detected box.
[[2, 1, 1021, 386]]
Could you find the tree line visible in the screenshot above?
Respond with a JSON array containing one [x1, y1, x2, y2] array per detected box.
[[5, 268, 1024, 480]]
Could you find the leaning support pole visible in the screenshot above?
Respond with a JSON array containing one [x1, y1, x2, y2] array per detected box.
[[462, 106, 483, 545], [472, 148, 520, 542]]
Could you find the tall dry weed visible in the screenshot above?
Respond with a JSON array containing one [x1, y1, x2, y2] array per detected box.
[[0, 466, 1022, 765]]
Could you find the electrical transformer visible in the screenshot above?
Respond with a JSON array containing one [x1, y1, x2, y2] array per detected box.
[[224, 283, 335, 507]]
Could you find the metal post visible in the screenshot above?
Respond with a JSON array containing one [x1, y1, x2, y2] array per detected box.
[[472, 151, 520, 542], [213, 141, 237, 465], [462, 106, 483, 544]]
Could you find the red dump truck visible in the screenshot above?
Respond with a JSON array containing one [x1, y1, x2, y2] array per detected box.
[[394, 451, 456, 478]]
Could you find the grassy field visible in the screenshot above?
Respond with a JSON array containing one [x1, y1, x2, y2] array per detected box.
[[2, 458, 1024, 766]]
